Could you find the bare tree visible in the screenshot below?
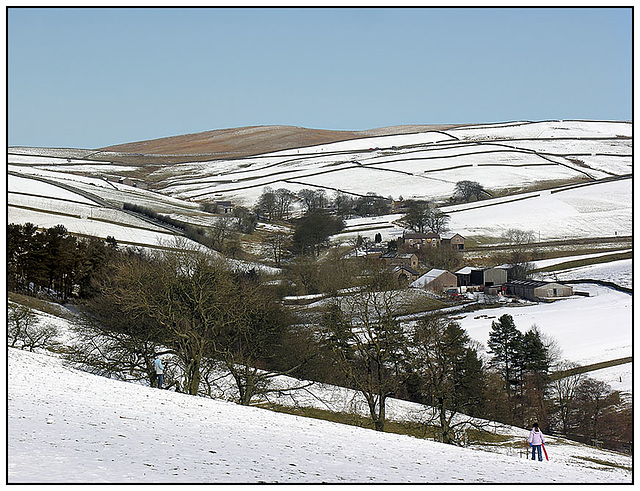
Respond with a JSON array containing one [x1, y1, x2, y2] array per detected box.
[[274, 188, 295, 220], [256, 187, 277, 221], [411, 314, 486, 444], [454, 180, 487, 202], [264, 229, 292, 266], [65, 290, 174, 388], [401, 201, 450, 234], [103, 241, 304, 404], [8, 303, 59, 352], [500, 228, 537, 280], [298, 189, 328, 214], [209, 217, 237, 252], [549, 362, 584, 436], [106, 244, 240, 395], [322, 271, 407, 431], [424, 208, 451, 235]]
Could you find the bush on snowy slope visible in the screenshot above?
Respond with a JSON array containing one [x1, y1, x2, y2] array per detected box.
[[8, 303, 61, 352]]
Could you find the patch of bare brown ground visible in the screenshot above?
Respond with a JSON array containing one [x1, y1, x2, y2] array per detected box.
[[97, 124, 462, 164]]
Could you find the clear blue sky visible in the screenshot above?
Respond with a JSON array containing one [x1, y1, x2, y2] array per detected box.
[[8, 7, 632, 149]]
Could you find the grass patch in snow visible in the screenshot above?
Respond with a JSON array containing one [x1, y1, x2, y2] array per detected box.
[[8, 292, 74, 320], [260, 403, 511, 445], [489, 176, 590, 198], [532, 251, 632, 273], [573, 456, 632, 472]]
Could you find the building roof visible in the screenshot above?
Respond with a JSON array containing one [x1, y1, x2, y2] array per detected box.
[[507, 279, 566, 288], [440, 232, 464, 240], [393, 265, 420, 276], [455, 266, 506, 275], [410, 268, 452, 288]]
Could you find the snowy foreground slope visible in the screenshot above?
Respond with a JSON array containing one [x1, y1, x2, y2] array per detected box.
[[8, 349, 631, 484]]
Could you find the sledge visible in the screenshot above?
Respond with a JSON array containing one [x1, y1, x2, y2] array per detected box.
[[542, 443, 549, 461]]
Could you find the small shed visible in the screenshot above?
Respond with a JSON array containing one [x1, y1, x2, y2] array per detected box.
[[505, 279, 573, 302], [455, 266, 507, 287], [215, 201, 233, 214], [441, 233, 465, 250], [393, 265, 421, 284], [410, 268, 457, 292]]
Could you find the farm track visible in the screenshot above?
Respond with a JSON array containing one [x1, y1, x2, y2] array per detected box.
[[8, 171, 186, 236]]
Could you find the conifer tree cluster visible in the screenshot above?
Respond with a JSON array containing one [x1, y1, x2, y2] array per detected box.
[[7, 223, 117, 300]]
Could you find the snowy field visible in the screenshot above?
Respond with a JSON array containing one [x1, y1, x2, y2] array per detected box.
[[531, 249, 632, 270], [7, 171, 212, 250], [335, 178, 631, 244], [446, 179, 631, 240], [537, 259, 632, 290], [7, 120, 633, 482], [143, 120, 630, 205], [8, 349, 632, 484], [8, 120, 632, 245], [453, 283, 631, 393]]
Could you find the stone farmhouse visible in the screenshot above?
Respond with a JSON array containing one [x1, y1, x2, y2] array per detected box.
[[380, 252, 419, 270], [402, 232, 441, 249], [401, 231, 465, 251]]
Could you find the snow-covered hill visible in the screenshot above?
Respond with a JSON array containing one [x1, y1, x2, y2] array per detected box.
[[8, 120, 632, 245], [8, 348, 632, 483], [148, 120, 631, 206]]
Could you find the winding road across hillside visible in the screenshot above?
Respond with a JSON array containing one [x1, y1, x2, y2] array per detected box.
[[8, 170, 186, 236]]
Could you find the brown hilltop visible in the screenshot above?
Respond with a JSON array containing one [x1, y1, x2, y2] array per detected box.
[[97, 124, 459, 164]]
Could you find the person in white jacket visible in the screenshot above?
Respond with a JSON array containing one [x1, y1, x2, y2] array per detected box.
[[154, 357, 164, 389], [528, 422, 545, 461]]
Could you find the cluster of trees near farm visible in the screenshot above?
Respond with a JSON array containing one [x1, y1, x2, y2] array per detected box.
[[7, 223, 630, 451], [137, 181, 484, 263]]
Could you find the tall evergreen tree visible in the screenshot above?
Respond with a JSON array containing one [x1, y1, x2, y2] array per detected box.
[[487, 314, 523, 421], [520, 327, 551, 426]]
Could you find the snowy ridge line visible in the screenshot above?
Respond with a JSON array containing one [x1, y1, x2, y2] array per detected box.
[[445, 119, 630, 132], [532, 152, 597, 179], [7, 171, 111, 207], [9, 170, 187, 236], [469, 235, 631, 252]]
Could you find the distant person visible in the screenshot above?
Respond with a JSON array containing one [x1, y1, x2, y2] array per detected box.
[[154, 356, 164, 389], [528, 422, 545, 461]]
